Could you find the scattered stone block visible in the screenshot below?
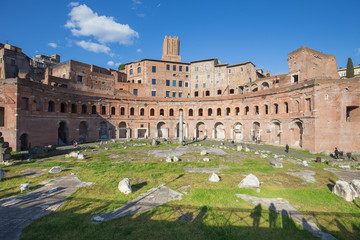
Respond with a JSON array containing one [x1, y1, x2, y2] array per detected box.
[[273, 154, 279, 158], [270, 161, 283, 168], [49, 166, 62, 174], [151, 139, 159, 146], [203, 158, 210, 162], [260, 154, 267, 158], [20, 183, 29, 192], [350, 179, 360, 196], [0, 167, 5, 181], [200, 150, 207, 156], [166, 156, 172, 162], [173, 156, 180, 162], [209, 173, 220, 182], [92, 216, 104, 222], [255, 151, 259, 154], [238, 174, 260, 188], [339, 165, 350, 169], [315, 157, 322, 163], [333, 180, 358, 201], [302, 161, 309, 167], [245, 148, 250, 152], [237, 145, 243, 151], [77, 153, 86, 160], [118, 178, 132, 194]]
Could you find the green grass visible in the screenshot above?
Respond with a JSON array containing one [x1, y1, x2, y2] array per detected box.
[[0, 140, 359, 240]]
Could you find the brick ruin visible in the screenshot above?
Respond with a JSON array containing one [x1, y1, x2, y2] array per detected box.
[[0, 39, 359, 153]]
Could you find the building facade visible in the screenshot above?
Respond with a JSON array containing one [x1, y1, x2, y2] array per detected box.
[[0, 37, 359, 153]]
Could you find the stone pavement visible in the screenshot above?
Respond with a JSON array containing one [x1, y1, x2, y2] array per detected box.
[[148, 145, 226, 158], [236, 194, 336, 240], [0, 174, 93, 240], [91, 185, 182, 223], [324, 168, 360, 182]]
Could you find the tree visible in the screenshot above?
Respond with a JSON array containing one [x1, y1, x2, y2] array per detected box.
[[346, 58, 354, 78], [118, 64, 125, 71]]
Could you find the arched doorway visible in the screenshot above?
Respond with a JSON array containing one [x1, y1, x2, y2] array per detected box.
[[58, 121, 68, 145], [233, 123, 243, 141], [119, 122, 127, 138], [20, 133, 29, 151], [215, 122, 225, 139], [271, 121, 281, 144], [99, 121, 109, 140], [157, 122, 167, 138], [176, 122, 186, 138], [196, 122, 205, 138], [252, 122, 260, 141], [292, 121, 303, 148], [79, 121, 88, 143]]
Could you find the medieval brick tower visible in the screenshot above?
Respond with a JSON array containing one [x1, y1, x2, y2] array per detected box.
[[161, 36, 181, 62]]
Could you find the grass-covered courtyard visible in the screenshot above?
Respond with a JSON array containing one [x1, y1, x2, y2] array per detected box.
[[1, 140, 360, 240]]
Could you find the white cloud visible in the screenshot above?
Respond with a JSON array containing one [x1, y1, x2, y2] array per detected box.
[[107, 61, 114, 66], [68, 2, 79, 7], [48, 42, 57, 48], [132, 0, 142, 4], [157, 3, 161, 7], [136, 48, 142, 53], [136, 13, 145, 18], [76, 40, 110, 54], [65, 4, 139, 45], [115, 62, 121, 67]]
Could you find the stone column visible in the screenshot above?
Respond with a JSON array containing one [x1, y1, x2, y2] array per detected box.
[[193, 128, 197, 139], [116, 128, 120, 139], [126, 128, 131, 139], [185, 124, 188, 138], [212, 128, 215, 139], [231, 129, 234, 140], [179, 109, 183, 144]]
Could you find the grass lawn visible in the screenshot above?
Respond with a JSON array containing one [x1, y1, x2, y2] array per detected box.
[[1, 140, 360, 240]]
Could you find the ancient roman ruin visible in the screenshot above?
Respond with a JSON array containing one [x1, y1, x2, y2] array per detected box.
[[0, 37, 359, 153]]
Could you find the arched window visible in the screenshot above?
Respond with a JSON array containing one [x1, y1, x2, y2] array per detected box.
[[264, 105, 269, 115], [140, 108, 145, 116], [92, 105, 97, 114], [198, 108, 203, 116], [130, 107, 135, 116], [60, 102, 66, 113], [245, 106, 249, 115], [274, 104, 279, 114], [160, 109, 164, 116], [101, 106, 106, 115], [235, 107, 240, 116], [48, 101, 55, 112], [137, 67, 141, 73], [120, 107, 125, 115], [208, 108, 212, 116], [295, 100, 300, 112], [217, 108, 221, 116], [130, 69, 133, 75], [284, 102, 289, 113], [188, 109, 193, 116], [71, 104, 77, 113], [169, 109, 174, 116], [254, 106, 259, 115], [81, 104, 87, 114], [111, 107, 115, 115], [226, 107, 231, 116], [150, 108, 155, 116]]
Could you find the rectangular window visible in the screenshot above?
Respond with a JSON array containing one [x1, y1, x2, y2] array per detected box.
[[137, 79, 141, 83], [203, 83, 206, 88], [179, 81, 183, 87], [207, 75, 210, 79], [194, 91, 198, 97], [166, 80, 170, 86], [152, 79, 156, 85], [179, 92, 182, 98], [346, 106, 360, 122], [229, 69, 231, 73], [195, 66, 199, 71], [173, 80, 176, 87], [172, 92, 176, 98], [133, 89, 138, 96], [173, 65, 176, 71], [152, 66, 156, 72], [186, 66, 189, 72], [152, 91, 156, 97], [306, 98, 311, 111], [166, 91, 170, 97], [166, 64, 170, 70], [21, 97, 29, 110], [195, 84, 198, 89], [217, 90, 222, 95], [185, 82, 189, 87], [179, 66, 182, 71]]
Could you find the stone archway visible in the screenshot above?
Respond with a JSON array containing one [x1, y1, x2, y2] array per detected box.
[[196, 122, 205, 138], [79, 121, 88, 143], [99, 121, 109, 140], [215, 122, 225, 139], [119, 122, 127, 139], [271, 121, 281, 144], [20, 133, 29, 151], [233, 123, 243, 141], [292, 121, 303, 148], [252, 122, 260, 141], [58, 121, 68, 145], [157, 122, 167, 138]]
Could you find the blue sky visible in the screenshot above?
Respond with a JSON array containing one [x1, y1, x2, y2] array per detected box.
[[2, 0, 359, 74]]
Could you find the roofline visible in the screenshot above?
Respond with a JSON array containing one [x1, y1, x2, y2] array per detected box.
[[190, 58, 218, 64], [227, 61, 255, 68], [124, 59, 190, 65]]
